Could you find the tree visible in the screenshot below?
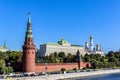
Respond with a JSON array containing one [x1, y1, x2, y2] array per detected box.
[[107, 51, 114, 57], [108, 57, 118, 62], [65, 53, 73, 62], [0, 59, 5, 70], [53, 52, 58, 58], [91, 60, 99, 69], [1, 67, 13, 74], [7, 51, 22, 62], [49, 53, 55, 63], [58, 52, 66, 62], [94, 54, 101, 61], [100, 57, 107, 62], [84, 56, 90, 62], [0, 51, 8, 60], [58, 52, 66, 58]]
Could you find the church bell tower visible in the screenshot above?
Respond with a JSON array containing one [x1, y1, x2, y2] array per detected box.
[[89, 35, 94, 52], [22, 13, 36, 74]]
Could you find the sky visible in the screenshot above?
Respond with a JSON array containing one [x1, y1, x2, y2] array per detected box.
[[0, 0, 120, 53]]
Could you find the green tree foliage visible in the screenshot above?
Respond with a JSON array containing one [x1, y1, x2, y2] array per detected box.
[[36, 52, 76, 63], [0, 51, 22, 73], [0, 59, 5, 70], [36, 50, 120, 69], [65, 53, 73, 62], [53, 52, 58, 58], [84, 54, 90, 62], [107, 51, 114, 57], [58, 52, 66, 59], [91, 60, 99, 69], [82, 51, 120, 69], [0, 52, 8, 60], [1, 67, 13, 74], [6, 51, 22, 62], [108, 57, 118, 62]]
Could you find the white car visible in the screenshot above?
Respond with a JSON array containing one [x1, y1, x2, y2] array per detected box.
[[8, 73, 15, 77]]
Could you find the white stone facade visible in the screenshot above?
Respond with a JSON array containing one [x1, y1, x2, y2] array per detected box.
[[0, 46, 8, 52], [0, 41, 8, 52], [85, 35, 104, 56], [38, 38, 85, 56]]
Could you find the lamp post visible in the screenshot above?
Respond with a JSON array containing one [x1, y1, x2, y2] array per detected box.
[[3, 63, 6, 79], [8, 62, 11, 68]]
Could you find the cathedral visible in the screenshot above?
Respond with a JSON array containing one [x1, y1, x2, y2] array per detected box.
[[85, 35, 104, 56]]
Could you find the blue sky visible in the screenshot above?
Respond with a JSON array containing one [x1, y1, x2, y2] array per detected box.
[[0, 0, 120, 53]]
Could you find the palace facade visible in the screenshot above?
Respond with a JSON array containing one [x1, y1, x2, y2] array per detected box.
[[38, 38, 85, 56]]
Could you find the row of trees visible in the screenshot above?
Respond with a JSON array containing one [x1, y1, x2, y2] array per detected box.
[[36, 52, 77, 63], [1, 50, 120, 73], [36, 51, 120, 69], [0, 51, 22, 74], [83, 51, 120, 69]]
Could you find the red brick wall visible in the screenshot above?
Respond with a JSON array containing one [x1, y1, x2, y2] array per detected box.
[[79, 61, 91, 69], [35, 62, 91, 72], [11, 62, 91, 72], [35, 63, 78, 72]]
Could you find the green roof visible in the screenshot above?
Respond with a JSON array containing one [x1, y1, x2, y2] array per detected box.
[[41, 38, 83, 47], [46, 42, 60, 46], [58, 38, 69, 45], [71, 44, 83, 47], [0, 46, 6, 49]]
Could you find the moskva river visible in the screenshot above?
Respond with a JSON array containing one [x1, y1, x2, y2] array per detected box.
[[63, 73, 120, 80]]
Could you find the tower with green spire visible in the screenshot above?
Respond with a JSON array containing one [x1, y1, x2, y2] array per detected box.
[[22, 12, 36, 74], [0, 40, 8, 52], [4, 40, 7, 48]]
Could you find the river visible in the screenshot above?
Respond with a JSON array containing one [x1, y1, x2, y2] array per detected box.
[[64, 72, 120, 80]]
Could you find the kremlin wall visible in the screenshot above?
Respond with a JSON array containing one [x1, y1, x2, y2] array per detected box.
[[17, 13, 91, 74], [35, 62, 90, 73]]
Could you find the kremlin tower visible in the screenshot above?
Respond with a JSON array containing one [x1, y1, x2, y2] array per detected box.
[[22, 13, 36, 74], [85, 42, 89, 50], [89, 35, 94, 52]]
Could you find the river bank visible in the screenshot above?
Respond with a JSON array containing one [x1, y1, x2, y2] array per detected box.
[[10, 69, 120, 80]]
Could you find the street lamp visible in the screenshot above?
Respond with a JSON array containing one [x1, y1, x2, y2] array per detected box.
[[3, 63, 6, 79], [8, 62, 11, 68]]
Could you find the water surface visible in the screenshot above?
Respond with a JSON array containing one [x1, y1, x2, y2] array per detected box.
[[62, 72, 120, 80]]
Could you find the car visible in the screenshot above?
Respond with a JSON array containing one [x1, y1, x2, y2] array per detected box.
[[30, 73, 35, 77], [8, 73, 15, 77], [80, 70, 86, 72], [49, 72, 60, 75], [39, 72, 46, 76], [0, 75, 4, 79]]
